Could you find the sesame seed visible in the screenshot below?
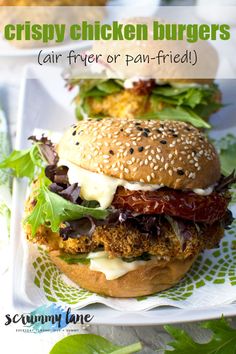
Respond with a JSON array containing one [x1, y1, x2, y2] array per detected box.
[[177, 169, 185, 176], [142, 131, 149, 137], [138, 146, 144, 152], [129, 148, 134, 154], [160, 140, 167, 144]]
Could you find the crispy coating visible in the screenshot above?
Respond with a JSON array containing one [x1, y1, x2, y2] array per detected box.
[[25, 179, 224, 261], [82, 90, 163, 119], [25, 215, 224, 261]]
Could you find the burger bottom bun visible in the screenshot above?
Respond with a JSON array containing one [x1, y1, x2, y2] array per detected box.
[[49, 250, 196, 298]]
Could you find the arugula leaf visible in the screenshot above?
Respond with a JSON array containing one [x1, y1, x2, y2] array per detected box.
[[164, 317, 236, 354], [79, 79, 122, 98], [59, 253, 90, 264], [152, 86, 190, 97], [74, 79, 219, 124], [77, 79, 105, 98], [97, 80, 122, 94], [212, 134, 236, 204], [50, 334, 142, 354], [152, 85, 218, 109], [84, 87, 109, 97], [194, 102, 222, 119], [0, 145, 43, 180], [25, 176, 109, 236], [212, 134, 236, 175], [138, 106, 211, 129]]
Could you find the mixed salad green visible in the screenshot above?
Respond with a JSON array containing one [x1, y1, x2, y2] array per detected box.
[[49, 317, 236, 354], [71, 78, 221, 128], [0, 140, 108, 237]]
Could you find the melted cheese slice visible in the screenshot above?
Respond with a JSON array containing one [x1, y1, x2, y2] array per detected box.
[[88, 251, 148, 280], [59, 159, 164, 209]]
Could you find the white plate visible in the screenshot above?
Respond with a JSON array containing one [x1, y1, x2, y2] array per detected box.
[[10, 64, 236, 325]]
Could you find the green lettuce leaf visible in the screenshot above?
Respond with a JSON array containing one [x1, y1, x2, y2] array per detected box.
[[212, 134, 236, 206], [164, 317, 236, 354], [74, 79, 219, 126], [152, 85, 218, 108], [25, 175, 109, 236], [137, 106, 211, 129], [50, 334, 142, 354], [79, 79, 122, 99], [59, 253, 90, 265], [0, 145, 43, 181], [97, 80, 123, 94], [212, 134, 236, 176], [194, 102, 222, 119]]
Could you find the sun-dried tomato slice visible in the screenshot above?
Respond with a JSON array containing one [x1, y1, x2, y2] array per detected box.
[[112, 187, 230, 224]]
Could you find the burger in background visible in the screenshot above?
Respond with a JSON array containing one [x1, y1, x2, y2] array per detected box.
[[66, 18, 221, 129]]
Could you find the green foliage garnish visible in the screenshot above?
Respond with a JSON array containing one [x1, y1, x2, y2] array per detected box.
[[152, 85, 218, 111], [0, 145, 43, 180], [164, 317, 236, 354], [25, 174, 109, 236], [59, 253, 90, 265], [78, 79, 122, 98], [212, 134, 236, 175], [122, 253, 152, 263], [73, 79, 219, 128], [50, 334, 142, 354], [213, 134, 236, 204], [137, 107, 211, 129], [0, 139, 109, 236]]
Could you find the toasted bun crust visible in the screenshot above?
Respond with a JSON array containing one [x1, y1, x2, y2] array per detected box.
[[58, 119, 220, 190], [92, 17, 218, 82], [49, 250, 196, 297]]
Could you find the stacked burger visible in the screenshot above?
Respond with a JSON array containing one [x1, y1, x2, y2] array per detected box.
[[20, 118, 234, 297]]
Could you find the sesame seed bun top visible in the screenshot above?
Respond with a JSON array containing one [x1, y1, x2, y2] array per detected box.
[[57, 118, 221, 190]]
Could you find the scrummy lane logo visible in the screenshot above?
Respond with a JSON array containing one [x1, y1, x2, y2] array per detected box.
[[5, 303, 93, 331]]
